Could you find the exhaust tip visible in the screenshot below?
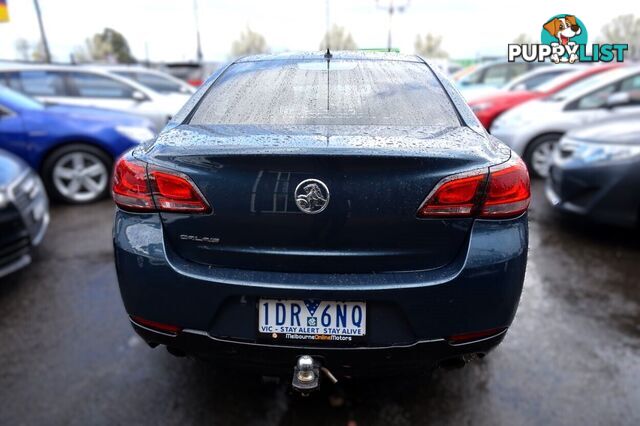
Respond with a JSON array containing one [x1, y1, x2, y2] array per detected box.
[[166, 346, 186, 357], [439, 357, 466, 370]]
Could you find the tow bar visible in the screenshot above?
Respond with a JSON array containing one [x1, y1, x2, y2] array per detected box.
[[292, 355, 338, 396]]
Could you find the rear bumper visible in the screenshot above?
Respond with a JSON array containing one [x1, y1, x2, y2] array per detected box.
[[547, 159, 640, 227], [114, 211, 527, 372], [131, 317, 507, 376]]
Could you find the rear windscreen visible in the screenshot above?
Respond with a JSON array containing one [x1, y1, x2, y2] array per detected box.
[[188, 59, 460, 126]]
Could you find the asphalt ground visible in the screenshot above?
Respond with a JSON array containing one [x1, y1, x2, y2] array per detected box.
[[1, 180, 638, 425]]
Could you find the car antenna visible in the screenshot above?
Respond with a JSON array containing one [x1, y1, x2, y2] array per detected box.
[[325, 48, 332, 111]]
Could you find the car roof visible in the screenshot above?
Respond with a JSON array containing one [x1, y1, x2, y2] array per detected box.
[[556, 65, 640, 101], [82, 65, 166, 73], [0, 63, 121, 73], [234, 51, 425, 63], [0, 63, 156, 94]]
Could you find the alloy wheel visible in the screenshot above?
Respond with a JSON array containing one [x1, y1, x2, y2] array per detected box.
[[52, 152, 109, 203], [530, 140, 556, 178]]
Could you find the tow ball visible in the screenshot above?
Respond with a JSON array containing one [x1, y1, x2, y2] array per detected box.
[[292, 355, 338, 395]]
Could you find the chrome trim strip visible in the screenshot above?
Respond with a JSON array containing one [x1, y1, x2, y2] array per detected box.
[[31, 211, 50, 246], [3, 169, 31, 202]]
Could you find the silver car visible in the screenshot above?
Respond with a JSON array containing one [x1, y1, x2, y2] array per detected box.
[[84, 65, 196, 96]]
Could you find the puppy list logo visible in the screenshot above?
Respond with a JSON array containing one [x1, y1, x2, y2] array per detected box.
[[508, 14, 627, 64]]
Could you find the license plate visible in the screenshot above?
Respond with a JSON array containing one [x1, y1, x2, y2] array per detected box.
[[258, 299, 366, 343]]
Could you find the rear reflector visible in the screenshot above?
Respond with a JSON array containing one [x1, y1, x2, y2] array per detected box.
[[448, 327, 507, 345], [417, 156, 530, 219], [112, 156, 211, 214], [131, 316, 182, 335]]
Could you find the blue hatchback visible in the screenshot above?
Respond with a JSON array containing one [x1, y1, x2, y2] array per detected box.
[[112, 53, 530, 391], [0, 86, 156, 204]]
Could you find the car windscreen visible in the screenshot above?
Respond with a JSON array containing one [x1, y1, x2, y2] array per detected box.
[[188, 59, 461, 126]]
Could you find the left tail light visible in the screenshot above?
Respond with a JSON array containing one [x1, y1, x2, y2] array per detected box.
[[112, 156, 211, 214], [417, 156, 530, 219]]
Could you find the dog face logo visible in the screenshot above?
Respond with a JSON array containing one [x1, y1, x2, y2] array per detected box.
[[541, 14, 588, 64], [509, 15, 626, 64], [543, 15, 581, 45]]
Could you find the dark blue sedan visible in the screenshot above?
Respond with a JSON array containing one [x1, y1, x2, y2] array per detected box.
[[112, 52, 530, 391], [547, 112, 640, 227], [0, 86, 155, 204]]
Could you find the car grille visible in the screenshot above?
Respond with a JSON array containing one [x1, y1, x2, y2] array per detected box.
[[0, 206, 31, 270]]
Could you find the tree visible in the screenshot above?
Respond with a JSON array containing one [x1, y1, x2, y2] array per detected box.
[[512, 33, 534, 44], [31, 41, 49, 62], [598, 14, 640, 60], [14, 39, 31, 61], [230, 27, 269, 57], [414, 33, 448, 58], [319, 24, 357, 50], [86, 28, 136, 63]]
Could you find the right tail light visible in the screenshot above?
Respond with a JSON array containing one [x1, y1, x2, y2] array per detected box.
[[417, 156, 530, 219]]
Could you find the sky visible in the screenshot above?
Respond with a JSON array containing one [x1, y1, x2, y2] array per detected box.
[[0, 0, 634, 63]]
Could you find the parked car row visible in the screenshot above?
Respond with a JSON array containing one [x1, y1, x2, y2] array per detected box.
[[490, 66, 640, 177], [0, 85, 155, 204], [460, 61, 640, 227], [0, 64, 189, 131], [0, 64, 195, 207]]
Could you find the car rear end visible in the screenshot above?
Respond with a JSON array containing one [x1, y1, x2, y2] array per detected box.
[[113, 53, 529, 377]]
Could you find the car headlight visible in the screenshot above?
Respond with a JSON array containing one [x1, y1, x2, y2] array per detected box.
[[470, 102, 492, 113], [116, 126, 156, 143], [564, 139, 640, 165]]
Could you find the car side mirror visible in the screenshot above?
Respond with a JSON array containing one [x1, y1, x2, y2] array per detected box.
[[132, 91, 147, 102], [605, 92, 631, 109]]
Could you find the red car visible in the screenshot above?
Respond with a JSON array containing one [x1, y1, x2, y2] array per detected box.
[[469, 64, 621, 129]]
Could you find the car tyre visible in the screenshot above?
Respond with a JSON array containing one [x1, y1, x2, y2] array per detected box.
[[42, 144, 112, 204], [524, 134, 561, 179]]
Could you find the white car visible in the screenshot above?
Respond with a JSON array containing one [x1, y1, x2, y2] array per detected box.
[[84, 65, 196, 96], [462, 64, 578, 102], [490, 66, 640, 177], [458, 60, 550, 101], [0, 65, 190, 131]]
